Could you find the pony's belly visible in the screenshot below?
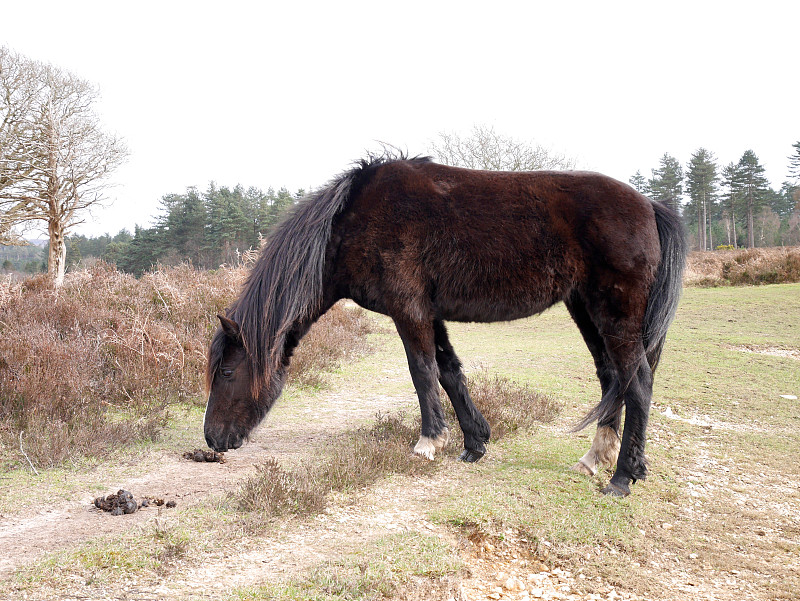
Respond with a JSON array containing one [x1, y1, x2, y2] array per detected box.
[[436, 294, 556, 324]]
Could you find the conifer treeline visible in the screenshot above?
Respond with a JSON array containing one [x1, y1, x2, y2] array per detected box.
[[12, 142, 800, 277], [630, 143, 800, 250], [68, 184, 303, 275]]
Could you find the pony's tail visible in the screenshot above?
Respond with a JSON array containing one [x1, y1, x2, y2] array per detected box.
[[572, 200, 686, 432], [642, 200, 687, 373]]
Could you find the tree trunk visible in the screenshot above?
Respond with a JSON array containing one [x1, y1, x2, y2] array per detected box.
[[701, 194, 707, 250], [48, 218, 66, 286], [746, 203, 755, 248], [697, 199, 704, 250]]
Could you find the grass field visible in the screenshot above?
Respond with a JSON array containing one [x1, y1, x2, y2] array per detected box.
[[2, 283, 798, 600]]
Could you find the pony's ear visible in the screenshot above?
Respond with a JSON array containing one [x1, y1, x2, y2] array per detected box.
[[217, 314, 241, 340]]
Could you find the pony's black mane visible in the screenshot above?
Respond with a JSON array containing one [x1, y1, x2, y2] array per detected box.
[[207, 152, 431, 393]]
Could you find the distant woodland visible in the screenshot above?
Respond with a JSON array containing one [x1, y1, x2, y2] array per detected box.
[[3, 133, 799, 278]]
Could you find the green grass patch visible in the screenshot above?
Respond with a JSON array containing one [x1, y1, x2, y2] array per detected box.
[[429, 431, 659, 547], [230, 531, 461, 601], [10, 514, 198, 593]]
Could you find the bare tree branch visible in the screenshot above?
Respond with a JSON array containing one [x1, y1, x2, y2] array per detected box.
[[429, 125, 576, 172]]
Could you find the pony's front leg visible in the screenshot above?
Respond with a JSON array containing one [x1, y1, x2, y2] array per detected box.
[[394, 319, 449, 460], [434, 320, 490, 462]]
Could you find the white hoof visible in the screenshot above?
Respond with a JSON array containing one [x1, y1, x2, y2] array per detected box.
[[414, 437, 437, 460], [413, 428, 449, 460]]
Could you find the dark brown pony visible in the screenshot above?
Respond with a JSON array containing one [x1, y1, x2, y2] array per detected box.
[[204, 154, 686, 496]]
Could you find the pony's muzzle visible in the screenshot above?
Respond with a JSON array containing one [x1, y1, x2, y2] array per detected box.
[[205, 430, 244, 453]]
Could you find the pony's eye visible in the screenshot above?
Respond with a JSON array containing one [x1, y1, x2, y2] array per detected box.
[[221, 368, 233, 378]]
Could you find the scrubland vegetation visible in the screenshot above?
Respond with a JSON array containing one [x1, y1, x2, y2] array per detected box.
[[0, 262, 373, 471], [1, 251, 798, 600], [1, 246, 797, 473], [685, 246, 800, 286]]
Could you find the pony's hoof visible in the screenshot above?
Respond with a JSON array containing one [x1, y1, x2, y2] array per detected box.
[[602, 482, 630, 497], [572, 460, 597, 477], [458, 448, 485, 462]]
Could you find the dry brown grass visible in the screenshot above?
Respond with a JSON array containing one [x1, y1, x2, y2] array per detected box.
[[236, 413, 429, 517], [685, 246, 800, 287], [0, 263, 374, 470]]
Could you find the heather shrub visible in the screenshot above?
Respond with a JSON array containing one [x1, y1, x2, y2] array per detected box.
[[236, 457, 327, 517], [440, 370, 561, 453], [461, 370, 561, 438], [684, 246, 800, 287], [0, 262, 375, 470], [0, 263, 240, 467]]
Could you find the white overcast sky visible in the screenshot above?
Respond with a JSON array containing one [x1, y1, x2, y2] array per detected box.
[[1, 1, 797, 237]]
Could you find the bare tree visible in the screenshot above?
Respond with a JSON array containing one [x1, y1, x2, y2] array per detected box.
[[0, 47, 128, 284], [429, 124, 576, 171], [0, 46, 42, 244]]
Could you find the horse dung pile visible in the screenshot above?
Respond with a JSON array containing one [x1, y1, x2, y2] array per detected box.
[[182, 448, 226, 463], [93, 489, 177, 515]]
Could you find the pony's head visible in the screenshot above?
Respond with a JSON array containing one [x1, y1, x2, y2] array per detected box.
[[203, 314, 281, 452], [202, 158, 367, 451]]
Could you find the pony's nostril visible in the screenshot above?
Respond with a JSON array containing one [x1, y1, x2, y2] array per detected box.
[[205, 432, 227, 453]]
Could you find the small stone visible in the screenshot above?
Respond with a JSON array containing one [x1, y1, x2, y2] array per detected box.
[[661, 523, 674, 530], [689, 553, 698, 559], [504, 577, 525, 591]]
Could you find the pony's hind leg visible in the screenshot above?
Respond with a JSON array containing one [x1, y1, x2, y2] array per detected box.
[[603, 356, 653, 496], [566, 295, 622, 476], [574, 420, 621, 476], [571, 290, 654, 496], [434, 320, 490, 462], [394, 319, 450, 460]]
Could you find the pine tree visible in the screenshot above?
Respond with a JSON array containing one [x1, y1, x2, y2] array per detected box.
[[785, 142, 800, 223], [204, 184, 253, 266], [156, 188, 207, 265], [117, 225, 166, 276], [734, 150, 771, 248], [648, 153, 683, 212], [685, 149, 718, 250], [720, 163, 740, 247], [788, 141, 800, 182], [629, 171, 648, 194]]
